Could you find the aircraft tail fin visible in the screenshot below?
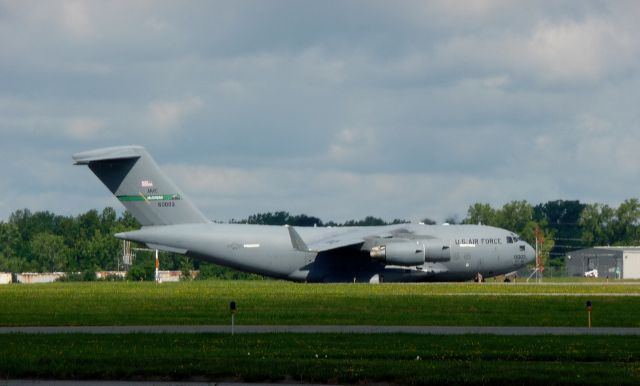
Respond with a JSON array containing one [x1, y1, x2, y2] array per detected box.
[[73, 145, 209, 226]]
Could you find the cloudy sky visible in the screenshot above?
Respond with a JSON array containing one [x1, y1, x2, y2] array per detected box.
[[1, 1, 639, 223]]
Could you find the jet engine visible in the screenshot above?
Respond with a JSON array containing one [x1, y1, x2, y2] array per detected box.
[[370, 241, 424, 266], [369, 239, 451, 266]]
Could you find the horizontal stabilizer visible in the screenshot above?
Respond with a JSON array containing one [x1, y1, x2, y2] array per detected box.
[[146, 243, 188, 254], [73, 145, 144, 165]]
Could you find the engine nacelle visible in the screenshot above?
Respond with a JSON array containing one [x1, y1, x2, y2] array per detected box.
[[370, 241, 425, 266], [370, 239, 451, 266]]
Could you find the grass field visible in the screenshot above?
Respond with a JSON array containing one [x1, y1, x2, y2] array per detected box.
[[2, 281, 640, 384], [1, 280, 640, 327], [1, 333, 639, 385]]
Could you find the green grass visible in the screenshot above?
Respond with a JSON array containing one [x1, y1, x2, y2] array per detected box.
[[1, 333, 639, 385], [2, 282, 640, 384], [1, 281, 640, 327]]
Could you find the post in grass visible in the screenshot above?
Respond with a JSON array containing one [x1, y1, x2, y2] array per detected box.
[[154, 249, 159, 283], [230, 301, 237, 335], [586, 300, 592, 328]]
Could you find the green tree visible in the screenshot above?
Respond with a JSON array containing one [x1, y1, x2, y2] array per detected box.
[[77, 209, 100, 239], [86, 230, 120, 271], [119, 210, 141, 229], [580, 203, 615, 246], [463, 203, 497, 225], [180, 258, 193, 281], [288, 214, 324, 227], [240, 211, 325, 227], [0, 222, 26, 272], [613, 199, 640, 245], [533, 200, 585, 259], [496, 201, 535, 238], [244, 211, 291, 225], [127, 265, 146, 281], [343, 216, 387, 226], [30, 232, 69, 272], [8, 209, 35, 261], [100, 207, 117, 235], [443, 215, 459, 225]]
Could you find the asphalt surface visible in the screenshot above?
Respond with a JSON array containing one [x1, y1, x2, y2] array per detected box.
[[1, 325, 640, 335], [2, 382, 315, 386]]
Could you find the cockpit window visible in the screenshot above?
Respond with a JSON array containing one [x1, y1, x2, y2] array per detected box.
[[507, 236, 513, 244]]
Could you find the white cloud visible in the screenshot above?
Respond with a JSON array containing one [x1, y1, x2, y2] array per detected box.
[[428, 12, 639, 86], [60, 0, 93, 39], [165, 164, 274, 197], [144, 16, 169, 33], [64, 117, 106, 140], [162, 161, 555, 223], [218, 80, 246, 97], [145, 96, 204, 133], [523, 18, 635, 82], [2, 1, 640, 222], [328, 127, 377, 162]]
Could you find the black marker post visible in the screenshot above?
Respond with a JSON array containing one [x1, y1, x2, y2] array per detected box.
[[230, 301, 237, 335]]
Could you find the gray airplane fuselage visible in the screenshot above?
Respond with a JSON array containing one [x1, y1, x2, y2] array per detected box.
[[74, 145, 536, 283], [117, 222, 534, 283]]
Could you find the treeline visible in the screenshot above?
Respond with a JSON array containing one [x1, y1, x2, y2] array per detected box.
[[231, 211, 409, 227], [0, 208, 139, 273], [0, 209, 411, 277], [2, 199, 640, 276]]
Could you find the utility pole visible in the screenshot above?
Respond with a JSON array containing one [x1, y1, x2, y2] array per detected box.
[[535, 227, 545, 283], [155, 249, 159, 283], [528, 227, 545, 283]]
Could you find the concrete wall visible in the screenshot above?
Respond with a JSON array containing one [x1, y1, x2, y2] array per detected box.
[[0, 273, 12, 284], [158, 270, 199, 282], [158, 270, 180, 282], [7, 270, 197, 283], [96, 271, 127, 280], [623, 251, 640, 279], [16, 272, 65, 283]]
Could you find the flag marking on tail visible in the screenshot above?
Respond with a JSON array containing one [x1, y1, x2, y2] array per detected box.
[[116, 194, 182, 202]]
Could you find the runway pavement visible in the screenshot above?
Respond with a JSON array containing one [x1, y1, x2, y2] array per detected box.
[[2, 325, 640, 335], [2, 381, 318, 386]]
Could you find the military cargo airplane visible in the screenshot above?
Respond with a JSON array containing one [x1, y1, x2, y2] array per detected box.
[[74, 146, 536, 282]]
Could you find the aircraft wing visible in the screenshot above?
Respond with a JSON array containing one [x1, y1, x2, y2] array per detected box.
[[288, 226, 397, 252]]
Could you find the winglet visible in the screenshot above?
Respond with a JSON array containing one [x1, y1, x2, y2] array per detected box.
[[286, 225, 309, 252]]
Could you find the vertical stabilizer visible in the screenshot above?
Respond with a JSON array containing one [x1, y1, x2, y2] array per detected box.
[[73, 145, 209, 226]]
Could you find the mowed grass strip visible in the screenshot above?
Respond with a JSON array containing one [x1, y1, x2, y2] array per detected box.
[[1, 333, 639, 385], [1, 281, 640, 327]]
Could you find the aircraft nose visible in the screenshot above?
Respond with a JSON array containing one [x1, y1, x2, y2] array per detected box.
[[525, 243, 536, 264]]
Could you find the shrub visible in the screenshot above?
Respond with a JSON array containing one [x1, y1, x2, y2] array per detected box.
[[127, 265, 146, 281], [82, 269, 97, 281], [59, 272, 83, 282]]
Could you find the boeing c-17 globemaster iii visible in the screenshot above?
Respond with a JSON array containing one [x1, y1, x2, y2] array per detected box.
[[73, 146, 536, 282]]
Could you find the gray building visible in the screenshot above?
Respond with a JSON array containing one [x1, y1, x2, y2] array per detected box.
[[566, 247, 640, 279]]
